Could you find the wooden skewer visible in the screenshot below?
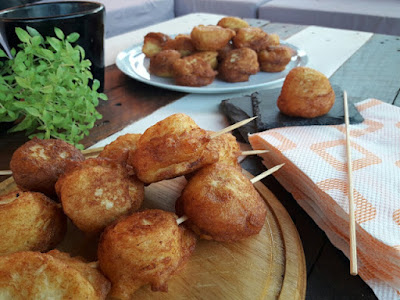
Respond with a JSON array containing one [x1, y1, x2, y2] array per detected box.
[[343, 90, 358, 276], [210, 116, 257, 139], [250, 163, 285, 184], [81, 146, 105, 156], [240, 150, 268, 156], [0, 170, 12, 176], [176, 215, 188, 225]]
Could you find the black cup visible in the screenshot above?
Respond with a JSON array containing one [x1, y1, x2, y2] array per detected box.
[[0, 1, 105, 91]]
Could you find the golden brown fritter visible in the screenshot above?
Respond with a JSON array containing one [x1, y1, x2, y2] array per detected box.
[[47, 250, 111, 299], [98, 133, 141, 166], [0, 251, 110, 299], [206, 132, 241, 169], [258, 45, 293, 72], [277, 66, 336, 118], [10, 137, 84, 198], [128, 113, 219, 184], [0, 190, 66, 255], [189, 51, 219, 69], [149, 50, 181, 77], [162, 34, 196, 57], [266, 33, 280, 46], [190, 25, 235, 51], [172, 56, 217, 87], [55, 158, 144, 234], [142, 32, 170, 58], [98, 209, 196, 299], [218, 47, 259, 82], [176, 163, 267, 242], [217, 42, 234, 61], [233, 27, 271, 51], [217, 16, 250, 32]]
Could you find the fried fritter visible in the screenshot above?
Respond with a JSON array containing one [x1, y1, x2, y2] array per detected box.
[[277, 66, 336, 118], [0, 251, 110, 299], [128, 113, 219, 184], [162, 34, 196, 57], [0, 190, 66, 255], [47, 250, 111, 299], [218, 47, 259, 82], [142, 32, 170, 58], [149, 50, 181, 77], [206, 132, 241, 169], [176, 163, 267, 242], [191, 25, 235, 51], [266, 33, 280, 46], [55, 158, 144, 234], [98, 133, 141, 165], [10, 137, 84, 198], [98, 209, 196, 299], [172, 55, 217, 87], [217, 42, 234, 61], [217, 16, 250, 32], [189, 51, 219, 69], [258, 45, 293, 72], [233, 27, 271, 51]]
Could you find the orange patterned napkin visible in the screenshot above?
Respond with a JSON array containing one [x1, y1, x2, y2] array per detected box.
[[249, 99, 400, 299]]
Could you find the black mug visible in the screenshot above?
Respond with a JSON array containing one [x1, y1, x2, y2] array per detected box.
[[0, 1, 105, 91]]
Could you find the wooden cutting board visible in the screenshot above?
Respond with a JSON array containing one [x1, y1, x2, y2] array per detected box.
[[0, 170, 306, 299]]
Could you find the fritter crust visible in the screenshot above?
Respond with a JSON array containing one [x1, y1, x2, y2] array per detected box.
[[189, 51, 219, 69], [47, 250, 111, 300], [98, 209, 196, 299], [172, 56, 217, 86], [0, 251, 110, 299], [128, 113, 219, 184], [176, 163, 267, 242], [277, 66, 336, 118], [55, 158, 144, 234], [98, 133, 141, 165], [9, 137, 84, 198], [0, 190, 66, 255], [162, 34, 196, 57], [217, 16, 250, 32], [258, 45, 293, 72], [190, 25, 235, 51], [218, 47, 259, 82], [142, 32, 170, 58], [206, 132, 241, 169], [233, 27, 271, 51], [149, 50, 181, 77]]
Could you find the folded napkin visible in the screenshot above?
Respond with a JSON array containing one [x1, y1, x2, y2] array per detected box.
[[249, 99, 400, 299]]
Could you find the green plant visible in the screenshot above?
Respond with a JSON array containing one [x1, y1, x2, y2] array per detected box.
[[0, 27, 107, 149]]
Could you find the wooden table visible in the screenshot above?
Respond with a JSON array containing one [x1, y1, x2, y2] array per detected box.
[[1, 13, 400, 299]]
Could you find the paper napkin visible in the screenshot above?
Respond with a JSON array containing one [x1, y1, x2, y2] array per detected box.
[[249, 99, 400, 299]]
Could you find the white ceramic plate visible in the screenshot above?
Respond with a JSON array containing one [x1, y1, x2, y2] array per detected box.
[[116, 42, 308, 94]]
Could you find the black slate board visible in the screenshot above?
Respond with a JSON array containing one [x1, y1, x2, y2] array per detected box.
[[220, 85, 364, 143]]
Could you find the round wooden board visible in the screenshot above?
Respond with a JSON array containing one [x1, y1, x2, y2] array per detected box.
[[0, 170, 306, 299]]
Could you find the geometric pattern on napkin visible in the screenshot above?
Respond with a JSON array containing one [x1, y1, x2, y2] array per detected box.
[[249, 99, 400, 299], [317, 178, 376, 224]]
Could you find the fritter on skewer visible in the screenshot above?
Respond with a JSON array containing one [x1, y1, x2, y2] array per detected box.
[[218, 47, 259, 82], [176, 163, 267, 242], [0, 190, 66, 255], [98, 209, 196, 299], [55, 158, 144, 234], [128, 113, 219, 184], [98, 133, 141, 166], [0, 250, 110, 299], [205, 132, 241, 169], [10, 137, 84, 197]]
